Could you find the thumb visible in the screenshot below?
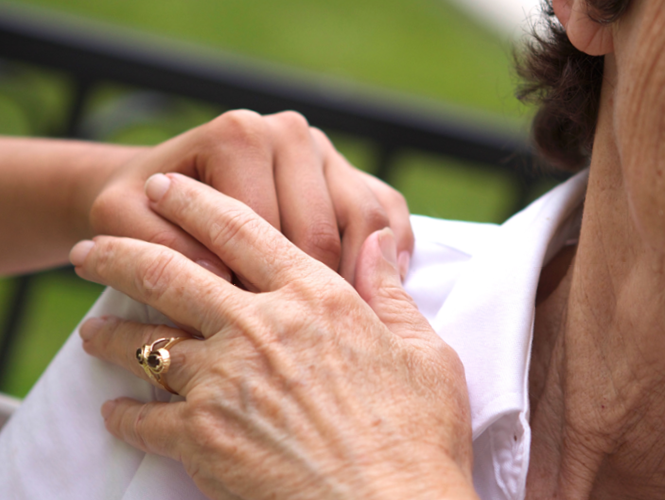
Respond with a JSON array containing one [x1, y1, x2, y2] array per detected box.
[[354, 228, 434, 343]]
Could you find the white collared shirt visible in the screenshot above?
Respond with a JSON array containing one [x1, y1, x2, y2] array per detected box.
[[0, 171, 588, 500]]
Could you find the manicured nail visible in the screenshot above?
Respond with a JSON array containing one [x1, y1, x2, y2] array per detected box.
[[145, 173, 171, 202], [197, 259, 232, 282], [398, 251, 411, 282], [79, 317, 106, 340], [69, 240, 95, 266], [377, 227, 397, 265], [101, 400, 117, 420]]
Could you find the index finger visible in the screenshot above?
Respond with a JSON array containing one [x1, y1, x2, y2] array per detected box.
[[71, 235, 241, 336], [91, 182, 232, 282], [145, 173, 329, 292]]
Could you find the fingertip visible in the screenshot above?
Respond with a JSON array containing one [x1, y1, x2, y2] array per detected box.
[[79, 317, 106, 341], [101, 399, 117, 421], [377, 227, 397, 266], [69, 240, 95, 267], [354, 228, 397, 295], [144, 173, 171, 202]]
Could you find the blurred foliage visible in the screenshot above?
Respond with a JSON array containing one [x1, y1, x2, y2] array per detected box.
[[20, 0, 523, 115], [391, 152, 520, 222], [0, 64, 70, 136]]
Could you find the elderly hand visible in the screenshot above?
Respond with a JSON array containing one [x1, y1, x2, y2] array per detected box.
[[89, 110, 413, 283], [71, 173, 477, 500]]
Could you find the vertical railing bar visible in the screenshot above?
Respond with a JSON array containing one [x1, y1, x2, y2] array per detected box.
[[0, 76, 95, 391], [0, 276, 31, 389], [63, 75, 94, 138], [56, 76, 95, 289], [374, 143, 397, 184]]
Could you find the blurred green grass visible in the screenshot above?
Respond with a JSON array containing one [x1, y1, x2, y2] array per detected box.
[[23, 0, 521, 114], [0, 0, 530, 398]]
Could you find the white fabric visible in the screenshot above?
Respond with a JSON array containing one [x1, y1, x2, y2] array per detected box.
[[0, 170, 588, 500], [0, 393, 20, 430]]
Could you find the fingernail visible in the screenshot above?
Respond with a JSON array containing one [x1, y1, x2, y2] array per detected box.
[[101, 400, 117, 420], [398, 251, 411, 282], [377, 228, 397, 265], [145, 173, 171, 202], [197, 259, 232, 282], [79, 317, 106, 340], [69, 240, 95, 266]]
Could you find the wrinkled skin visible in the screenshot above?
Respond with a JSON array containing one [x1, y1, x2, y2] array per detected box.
[[72, 173, 477, 500], [528, 0, 665, 498]]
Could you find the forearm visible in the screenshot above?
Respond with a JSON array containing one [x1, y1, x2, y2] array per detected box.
[[0, 137, 144, 276]]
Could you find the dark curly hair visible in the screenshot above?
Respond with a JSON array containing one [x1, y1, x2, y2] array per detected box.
[[516, 0, 631, 171]]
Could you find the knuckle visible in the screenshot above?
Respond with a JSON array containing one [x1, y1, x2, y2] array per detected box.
[[207, 206, 264, 257], [273, 110, 310, 131], [136, 248, 179, 301], [427, 343, 468, 392], [99, 317, 125, 361], [88, 236, 117, 279], [308, 126, 331, 145], [301, 220, 341, 265], [215, 108, 261, 127], [146, 229, 181, 252], [139, 324, 164, 352], [380, 280, 414, 303], [359, 203, 390, 232], [131, 403, 155, 452], [313, 279, 357, 314], [375, 283, 419, 321], [309, 126, 337, 156], [183, 400, 227, 448], [271, 111, 313, 144], [209, 109, 266, 146]]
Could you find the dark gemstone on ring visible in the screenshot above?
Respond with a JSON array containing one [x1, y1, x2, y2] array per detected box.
[[136, 348, 143, 362], [147, 354, 161, 368]]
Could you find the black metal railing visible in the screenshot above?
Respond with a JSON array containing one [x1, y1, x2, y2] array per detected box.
[[0, 4, 559, 387]]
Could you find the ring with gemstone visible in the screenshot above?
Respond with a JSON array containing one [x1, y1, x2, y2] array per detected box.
[[136, 337, 187, 395]]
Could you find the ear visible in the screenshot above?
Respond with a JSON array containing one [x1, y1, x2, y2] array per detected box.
[[552, 0, 614, 55]]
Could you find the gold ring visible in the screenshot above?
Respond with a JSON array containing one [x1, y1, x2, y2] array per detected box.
[[136, 337, 187, 395]]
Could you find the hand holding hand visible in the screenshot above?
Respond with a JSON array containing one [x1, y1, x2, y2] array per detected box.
[[72, 173, 476, 500], [88, 110, 413, 283]]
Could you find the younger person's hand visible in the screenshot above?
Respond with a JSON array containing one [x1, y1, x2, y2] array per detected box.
[[88, 110, 413, 283]]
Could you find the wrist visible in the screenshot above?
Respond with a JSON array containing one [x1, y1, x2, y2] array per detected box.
[[67, 142, 147, 241], [352, 448, 478, 500], [0, 138, 146, 274]]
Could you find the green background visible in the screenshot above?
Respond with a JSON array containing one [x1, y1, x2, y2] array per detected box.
[[0, 0, 536, 397]]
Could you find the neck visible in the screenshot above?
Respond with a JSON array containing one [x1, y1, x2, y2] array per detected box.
[[526, 72, 665, 499]]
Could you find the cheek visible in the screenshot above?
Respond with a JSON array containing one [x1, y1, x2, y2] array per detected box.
[[614, 3, 665, 250]]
